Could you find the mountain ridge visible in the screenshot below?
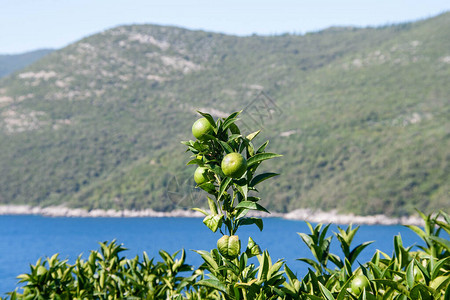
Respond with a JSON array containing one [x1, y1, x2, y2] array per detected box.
[[0, 49, 54, 78]]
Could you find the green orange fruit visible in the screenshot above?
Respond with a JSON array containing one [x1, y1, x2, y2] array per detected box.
[[194, 167, 213, 185], [192, 118, 213, 140], [351, 275, 370, 295], [221, 153, 247, 178]]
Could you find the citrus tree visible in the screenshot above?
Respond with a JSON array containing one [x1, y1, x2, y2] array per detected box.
[[182, 111, 285, 299], [183, 111, 282, 238]]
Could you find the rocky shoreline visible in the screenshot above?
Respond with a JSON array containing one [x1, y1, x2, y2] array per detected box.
[[0, 205, 426, 226]]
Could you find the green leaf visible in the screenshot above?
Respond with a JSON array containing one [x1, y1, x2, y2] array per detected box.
[[238, 218, 264, 231], [430, 256, 450, 280], [188, 146, 199, 153], [368, 262, 382, 279], [415, 260, 429, 280], [256, 140, 269, 153], [218, 140, 234, 153], [429, 236, 450, 252], [284, 264, 296, 283], [318, 282, 335, 300], [373, 279, 409, 296], [218, 177, 232, 201], [410, 284, 433, 300], [247, 196, 260, 202], [297, 258, 321, 272], [210, 164, 225, 177], [181, 140, 194, 146], [235, 279, 257, 289], [328, 253, 343, 269], [268, 260, 284, 278], [336, 274, 355, 300], [192, 141, 208, 152], [235, 201, 269, 213], [406, 260, 415, 289], [233, 181, 248, 200], [247, 153, 282, 167], [194, 250, 219, 270], [197, 111, 217, 129], [305, 296, 323, 300], [431, 276, 450, 295], [349, 241, 373, 265], [435, 219, 450, 235], [239, 252, 248, 272], [229, 123, 240, 135], [393, 235, 404, 264], [246, 140, 255, 157], [235, 208, 249, 219], [222, 118, 238, 132], [196, 278, 228, 293], [246, 130, 261, 141], [186, 158, 202, 165], [192, 207, 208, 216], [227, 134, 242, 142], [297, 232, 314, 249], [203, 214, 223, 232], [222, 111, 241, 131], [207, 197, 218, 215], [246, 237, 262, 257], [249, 172, 279, 187], [197, 181, 216, 194], [257, 251, 270, 281], [405, 225, 427, 242]]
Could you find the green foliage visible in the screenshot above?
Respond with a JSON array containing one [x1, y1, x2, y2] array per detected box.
[[289, 211, 450, 299], [4, 211, 449, 299], [5, 240, 205, 300]]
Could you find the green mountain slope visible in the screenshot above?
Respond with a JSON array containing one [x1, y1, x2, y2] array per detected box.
[[0, 13, 448, 216], [0, 49, 54, 78]]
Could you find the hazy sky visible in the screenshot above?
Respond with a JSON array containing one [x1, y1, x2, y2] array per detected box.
[[1, 0, 449, 54]]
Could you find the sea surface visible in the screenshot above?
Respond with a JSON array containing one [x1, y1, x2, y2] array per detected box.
[[0, 215, 424, 296]]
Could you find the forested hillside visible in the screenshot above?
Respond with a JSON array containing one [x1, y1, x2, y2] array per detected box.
[[0, 13, 448, 216]]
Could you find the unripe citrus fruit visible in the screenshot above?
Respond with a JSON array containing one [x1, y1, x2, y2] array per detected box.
[[351, 275, 369, 295], [194, 167, 213, 185], [217, 235, 240, 259], [221, 153, 247, 178], [192, 118, 213, 140]]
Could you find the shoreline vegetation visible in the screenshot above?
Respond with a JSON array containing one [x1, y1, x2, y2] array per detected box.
[[0, 205, 424, 226]]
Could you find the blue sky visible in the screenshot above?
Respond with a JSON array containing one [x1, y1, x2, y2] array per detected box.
[[1, 0, 449, 54]]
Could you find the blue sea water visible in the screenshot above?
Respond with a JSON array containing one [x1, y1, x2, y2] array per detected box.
[[0, 215, 425, 296]]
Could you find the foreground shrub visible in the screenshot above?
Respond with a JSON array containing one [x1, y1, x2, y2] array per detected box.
[[4, 211, 449, 299]]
